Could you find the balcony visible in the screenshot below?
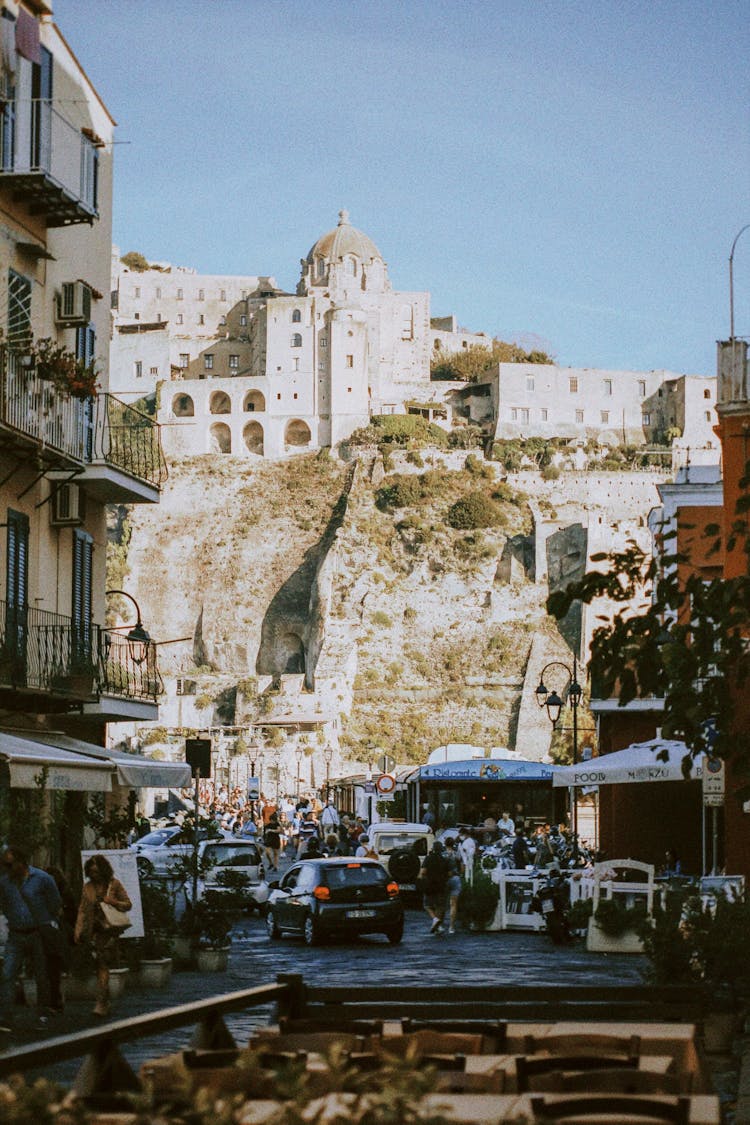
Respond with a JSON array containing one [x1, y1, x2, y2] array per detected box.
[[0, 350, 167, 495], [0, 600, 163, 714], [0, 99, 99, 227]]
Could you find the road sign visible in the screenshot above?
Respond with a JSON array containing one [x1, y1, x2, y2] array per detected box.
[[364, 780, 376, 795], [376, 773, 396, 796], [378, 753, 396, 774], [703, 757, 725, 806]]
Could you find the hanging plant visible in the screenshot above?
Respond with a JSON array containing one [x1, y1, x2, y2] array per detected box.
[[25, 337, 99, 399]]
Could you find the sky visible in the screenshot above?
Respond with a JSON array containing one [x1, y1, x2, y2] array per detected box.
[[55, 0, 749, 376]]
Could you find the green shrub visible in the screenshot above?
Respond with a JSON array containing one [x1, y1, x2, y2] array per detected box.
[[371, 610, 393, 628], [447, 491, 507, 530], [406, 449, 424, 467], [541, 464, 561, 481]]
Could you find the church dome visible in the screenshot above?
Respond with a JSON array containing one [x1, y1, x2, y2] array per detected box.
[[306, 210, 382, 265]]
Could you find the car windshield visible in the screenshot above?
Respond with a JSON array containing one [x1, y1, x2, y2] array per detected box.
[[204, 844, 259, 866], [322, 863, 388, 888], [374, 834, 424, 853], [138, 829, 178, 847]]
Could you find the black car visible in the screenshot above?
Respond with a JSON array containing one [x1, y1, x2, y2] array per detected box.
[[266, 858, 404, 945]]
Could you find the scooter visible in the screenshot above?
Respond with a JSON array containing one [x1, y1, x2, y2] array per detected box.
[[531, 867, 573, 944]]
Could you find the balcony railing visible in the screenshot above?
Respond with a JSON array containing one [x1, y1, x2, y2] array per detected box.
[[0, 350, 167, 487], [0, 99, 99, 227], [89, 394, 168, 489], [0, 352, 88, 461], [0, 601, 162, 706]]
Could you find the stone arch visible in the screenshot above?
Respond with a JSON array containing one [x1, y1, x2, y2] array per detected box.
[[172, 392, 194, 417], [243, 420, 264, 455], [209, 390, 231, 414], [243, 390, 266, 412], [279, 631, 305, 673], [285, 419, 312, 448], [209, 422, 232, 453]]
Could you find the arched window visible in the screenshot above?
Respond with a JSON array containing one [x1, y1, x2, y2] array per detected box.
[[291, 333, 302, 348], [316, 258, 325, 279], [433, 339, 442, 351], [172, 393, 194, 417], [209, 422, 231, 454], [243, 420, 264, 455], [243, 390, 266, 412], [344, 256, 357, 276], [285, 419, 312, 448], [291, 308, 301, 323], [209, 390, 231, 414]]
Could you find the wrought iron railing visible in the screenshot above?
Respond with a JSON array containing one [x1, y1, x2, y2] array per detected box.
[[0, 351, 88, 460], [0, 601, 162, 704], [89, 394, 168, 489]]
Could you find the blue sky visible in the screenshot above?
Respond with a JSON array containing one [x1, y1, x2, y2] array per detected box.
[[56, 0, 749, 375]]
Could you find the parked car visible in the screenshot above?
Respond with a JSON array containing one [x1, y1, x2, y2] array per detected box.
[[266, 858, 404, 945], [130, 823, 226, 875], [366, 821, 435, 895]]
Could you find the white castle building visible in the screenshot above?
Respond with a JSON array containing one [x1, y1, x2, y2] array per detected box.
[[109, 212, 717, 460]]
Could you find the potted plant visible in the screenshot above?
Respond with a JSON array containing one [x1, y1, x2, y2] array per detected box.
[[28, 336, 99, 399], [457, 867, 499, 931], [181, 889, 232, 972], [138, 881, 176, 987]]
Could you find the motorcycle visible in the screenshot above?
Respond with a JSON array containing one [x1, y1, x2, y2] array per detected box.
[[531, 867, 573, 944]]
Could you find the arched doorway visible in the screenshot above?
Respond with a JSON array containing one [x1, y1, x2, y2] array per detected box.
[[243, 390, 266, 413], [172, 393, 194, 417], [285, 419, 312, 449], [209, 390, 231, 414], [209, 422, 232, 453], [243, 420, 264, 455]]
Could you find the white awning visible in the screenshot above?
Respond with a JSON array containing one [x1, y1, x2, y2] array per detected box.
[[22, 733, 192, 789], [552, 739, 704, 788], [0, 733, 112, 791]]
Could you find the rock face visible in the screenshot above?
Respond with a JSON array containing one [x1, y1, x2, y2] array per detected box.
[[112, 450, 667, 777]]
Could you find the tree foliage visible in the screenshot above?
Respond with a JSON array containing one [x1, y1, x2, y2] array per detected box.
[[120, 250, 150, 271], [431, 338, 554, 383], [547, 472, 750, 791]]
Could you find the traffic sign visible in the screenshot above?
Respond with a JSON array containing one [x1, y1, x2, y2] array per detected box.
[[378, 753, 395, 774], [703, 756, 725, 806], [376, 773, 396, 796]]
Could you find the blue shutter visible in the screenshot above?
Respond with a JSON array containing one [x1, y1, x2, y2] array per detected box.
[[5, 510, 29, 681], [71, 528, 93, 667]]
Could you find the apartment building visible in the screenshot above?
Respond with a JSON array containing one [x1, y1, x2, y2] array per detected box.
[[0, 2, 178, 854]]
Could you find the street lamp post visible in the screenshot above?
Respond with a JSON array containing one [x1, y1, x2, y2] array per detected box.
[[536, 655, 583, 859], [105, 588, 152, 665], [295, 748, 303, 801], [323, 746, 333, 801], [729, 223, 750, 340]]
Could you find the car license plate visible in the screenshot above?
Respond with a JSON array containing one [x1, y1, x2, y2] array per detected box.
[[346, 909, 376, 919], [400, 883, 416, 891], [542, 900, 554, 913]]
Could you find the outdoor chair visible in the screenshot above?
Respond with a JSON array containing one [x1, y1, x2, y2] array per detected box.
[[530, 1068, 685, 1095], [522, 1032, 641, 1057], [529, 1093, 691, 1124], [401, 1018, 508, 1051], [279, 1017, 384, 1037], [516, 1051, 640, 1092]]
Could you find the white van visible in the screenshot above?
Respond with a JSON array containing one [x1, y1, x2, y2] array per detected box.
[[367, 822, 435, 893]]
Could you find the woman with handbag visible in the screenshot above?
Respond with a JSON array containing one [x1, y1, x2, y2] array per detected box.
[[74, 854, 132, 1017]]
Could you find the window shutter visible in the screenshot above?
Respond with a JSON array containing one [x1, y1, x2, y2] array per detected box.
[[71, 529, 93, 664], [6, 510, 29, 609]]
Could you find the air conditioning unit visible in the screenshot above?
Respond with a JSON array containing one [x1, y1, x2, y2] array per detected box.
[[50, 483, 83, 526], [56, 281, 92, 325]]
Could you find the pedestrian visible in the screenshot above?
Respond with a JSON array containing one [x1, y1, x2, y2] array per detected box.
[[420, 840, 450, 934], [443, 837, 463, 934], [0, 846, 62, 1031], [512, 825, 531, 869], [74, 854, 132, 1018], [263, 816, 282, 872], [497, 811, 515, 837], [297, 812, 319, 858], [43, 865, 77, 1013], [421, 803, 436, 829], [320, 798, 339, 830], [458, 828, 476, 884]]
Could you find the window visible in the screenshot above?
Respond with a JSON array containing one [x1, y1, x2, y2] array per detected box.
[[521, 408, 530, 423], [705, 411, 711, 421], [176, 313, 183, 324], [156, 312, 162, 323], [291, 333, 302, 347], [134, 361, 142, 378], [316, 258, 325, 279], [198, 289, 204, 301], [540, 408, 548, 421], [293, 392, 298, 399], [220, 289, 226, 301], [80, 135, 98, 210], [320, 336, 327, 348], [179, 353, 190, 368], [134, 312, 140, 320], [569, 377, 578, 393], [6, 508, 29, 638], [134, 286, 141, 298], [177, 288, 183, 300], [293, 357, 299, 371], [346, 355, 353, 368], [601, 410, 609, 423], [204, 354, 214, 370], [149, 366, 158, 375], [229, 354, 239, 369], [291, 308, 301, 323], [276, 393, 281, 400], [240, 314, 247, 326], [8, 270, 31, 343], [575, 409, 584, 423], [318, 360, 325, 371], [156, 287, 161, 299], [604, 379, 612, 395], [75, 323, 96, 367], [642, 412, 651, 425], [526, 376, 535, 392], [198, 314, 204, 325], [71, 529, 93, 665], [638, 380, 646, 397], [511, 408, 518, 421], [704, 389, 711, 399]]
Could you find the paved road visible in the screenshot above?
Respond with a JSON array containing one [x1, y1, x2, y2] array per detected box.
[[2, 904, 646, 1084]]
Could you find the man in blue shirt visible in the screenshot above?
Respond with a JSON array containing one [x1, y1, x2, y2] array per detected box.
[[0, 845, 62, 1029]]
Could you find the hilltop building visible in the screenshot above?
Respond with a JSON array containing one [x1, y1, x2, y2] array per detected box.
[[110, 211, 716, 461]]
